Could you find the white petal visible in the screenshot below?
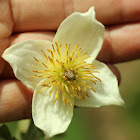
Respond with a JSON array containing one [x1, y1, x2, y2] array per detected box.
[[53, 7, 104, 62], [2, 40, 52, 89], [32, 79, 73, 139], [75, 60, 124, 107]]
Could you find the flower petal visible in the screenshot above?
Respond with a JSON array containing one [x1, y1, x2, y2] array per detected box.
[[32, 79, 73, 139], [75, 60, 124, 107], [2, 40, 52, 89], [53, 7, 104, 62]]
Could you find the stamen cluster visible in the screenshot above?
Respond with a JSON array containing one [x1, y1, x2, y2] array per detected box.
[[30, 42, 101, 106]]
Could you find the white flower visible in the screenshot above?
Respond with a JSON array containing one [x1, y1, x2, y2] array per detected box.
[[2, 7, 124, 139]]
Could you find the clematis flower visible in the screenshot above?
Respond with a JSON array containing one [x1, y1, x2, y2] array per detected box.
[[2, 7, 124, 139]]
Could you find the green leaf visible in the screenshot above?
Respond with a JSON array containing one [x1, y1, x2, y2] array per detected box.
[[6, 122, 18, 137], [21, 120, 44, 140], [0, 124, 17, 140]]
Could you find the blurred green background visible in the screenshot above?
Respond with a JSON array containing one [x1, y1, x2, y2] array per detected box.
[[0, 60, 140, 140]]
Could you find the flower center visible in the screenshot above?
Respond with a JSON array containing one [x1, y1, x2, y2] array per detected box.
[[63, 69, 75, 81], [30, 42, 101, 106]]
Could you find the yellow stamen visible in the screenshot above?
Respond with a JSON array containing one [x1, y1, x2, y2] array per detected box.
[[41, 50, 48, 61]]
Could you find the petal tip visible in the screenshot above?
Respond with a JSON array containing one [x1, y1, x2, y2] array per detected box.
[[2, 48, 9, 60], [111, 97, 125, 108], [88, 6, 95, 13], [2, 52, 5, 60], [87, 6, 95, 19], [118, 99, 125, 108]]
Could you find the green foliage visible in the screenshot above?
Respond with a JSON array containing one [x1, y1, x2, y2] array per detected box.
[[21, 120, 44, 140], [0, 125, 17, 140], [5, 122, 18, 137], [0, 120, 44, 140]]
